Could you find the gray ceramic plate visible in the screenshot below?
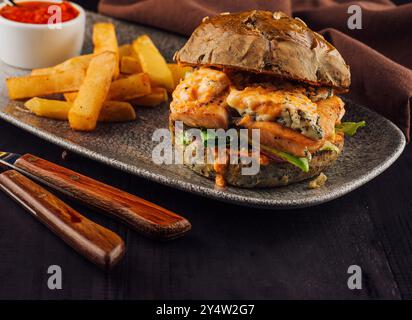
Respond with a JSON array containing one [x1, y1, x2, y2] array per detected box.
[[0, 12, 406, 209]]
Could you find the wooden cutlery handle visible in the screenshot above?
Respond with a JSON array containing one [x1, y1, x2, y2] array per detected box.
[[0, 170, 125, 270], [15, 154, 191, 240]]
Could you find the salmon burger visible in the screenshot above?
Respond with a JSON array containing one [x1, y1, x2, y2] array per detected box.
[[170, 10, 365, 188]]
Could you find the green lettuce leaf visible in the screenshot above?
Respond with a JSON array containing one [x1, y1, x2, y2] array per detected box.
[[200, 129, 234, 147], [335, 121, 366, 136], [261, 145, 310, 172], [178, 129, 216, 146], [178, 132, 191, 146], [320, 141, 340, 153], [200, 130, 217, 147]]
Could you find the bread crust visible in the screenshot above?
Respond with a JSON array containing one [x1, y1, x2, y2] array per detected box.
[[176, 10, 350, 90]]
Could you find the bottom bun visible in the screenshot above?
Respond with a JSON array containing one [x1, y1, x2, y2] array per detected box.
[[189, 143, 343, 188], [170, 121, 344, 188]]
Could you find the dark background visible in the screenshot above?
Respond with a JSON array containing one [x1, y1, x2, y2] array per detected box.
[[0, 0, 411, 300], [74, 0, 412, 13]]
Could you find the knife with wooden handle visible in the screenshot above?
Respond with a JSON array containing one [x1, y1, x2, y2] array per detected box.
[[0, 169, 125, 270], [0, 152, 191, 240]]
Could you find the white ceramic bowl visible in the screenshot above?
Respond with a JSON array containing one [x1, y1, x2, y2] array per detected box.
[[0, 1, 85, 69]]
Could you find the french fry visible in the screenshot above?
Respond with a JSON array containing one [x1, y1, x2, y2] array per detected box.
[[107, 73, 151, 101], [168, 64, 193, 89], [63, 92, 78, 102], [119, 44, 138, 59], [31, 54, 94, 76], [119, 44, 133, 58], [68, 52, 117, 131], [93, 23, 120, 78], [25, 97, 72, 120], [25, 98, 136, 122], [133, 35, 174, 92], [120, 56, 142, 74], [6, 69, 85, 100], [97, 101, 136, 122], [117, 73, 130, 79], [130, 87, 168, 107], [64, 73, 151, 103]]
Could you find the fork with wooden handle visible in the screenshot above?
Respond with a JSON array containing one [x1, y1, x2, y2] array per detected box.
[[0, 170, 125, 271], [1, 153, 191, 240]]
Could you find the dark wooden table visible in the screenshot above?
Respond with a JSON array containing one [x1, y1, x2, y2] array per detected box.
[[0, 117, 411, 300]]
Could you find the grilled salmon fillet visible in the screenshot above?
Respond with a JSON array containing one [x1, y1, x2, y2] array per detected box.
[[170, 68, 231, 129], [170, 67, 345, 156], [170, 99, 229, 129], [317, 95, 345, 139], [227, 85, 323, 140], [236, 96, 345, 157], [237, 115, 324, 157]]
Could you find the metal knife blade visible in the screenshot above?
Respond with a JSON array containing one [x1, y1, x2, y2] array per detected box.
[[0, 151, 22, 171]]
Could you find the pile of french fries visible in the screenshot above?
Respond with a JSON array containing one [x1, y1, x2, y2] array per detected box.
[[6, 23, 192, 131]]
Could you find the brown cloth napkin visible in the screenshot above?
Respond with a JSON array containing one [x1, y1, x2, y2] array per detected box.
[[99, 0, 412, 141]]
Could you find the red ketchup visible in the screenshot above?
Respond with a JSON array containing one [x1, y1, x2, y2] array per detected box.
[[0, 1, 79, 24]]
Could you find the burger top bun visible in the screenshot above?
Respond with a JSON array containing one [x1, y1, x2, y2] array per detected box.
[[175, 10, 351, 90]]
